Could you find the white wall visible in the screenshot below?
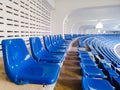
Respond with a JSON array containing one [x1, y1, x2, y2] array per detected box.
[[46, 0, 55, 9], [0, 0, 54, 56], [51, 0, 120, 35]]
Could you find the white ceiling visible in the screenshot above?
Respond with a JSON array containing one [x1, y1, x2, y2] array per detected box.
[[66, 5, 120, 33]]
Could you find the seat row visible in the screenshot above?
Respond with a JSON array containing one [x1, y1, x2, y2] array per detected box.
[[78, 34, 120, 68], [64, 34, 78, 40], [78, 34, 120, 90], [2, 35, 71, 85], [78, 50, 114, 90]]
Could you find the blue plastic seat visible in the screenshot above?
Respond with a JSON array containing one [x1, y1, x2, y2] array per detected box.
[[100, 63, 119, 84], [55, 35, 70, 46], [86, 38, 98, 55], [78, 50, 88, 55], [79, 55, 92, 60], [2, 38, 60, 85], [72, 34, 78, 38], [101, 62, 112, 72], [64, 34, 72, 40], [83, 66, 105, 78], [82, 77, 114, 90], [107, 69, 119, 84], [78, 36, 90, 48], [80, 64, 98, 74], [49, 35, 68, 49], [80, 59, 95, 65], [80, 63, 97, 70], [113, 77, 120, 90], [43, 36, 66, 54], [29, 37, 64, 63], [81, 65, 97, 69]]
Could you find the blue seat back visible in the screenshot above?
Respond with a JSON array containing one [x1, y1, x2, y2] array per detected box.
[[29, 37, 44, 60], [43, 36, 51, 50], [72, 34, 78, 38], [50, 35, 56, 45], [55, 35, 61, 44], [2, 38, 31, 82], [57, 34, 67, 44], [64, 34, 72, 40]]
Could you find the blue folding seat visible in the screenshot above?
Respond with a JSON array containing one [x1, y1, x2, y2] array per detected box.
[[82, 77, 114, 90], [81, 65, 97, 69], [78, 36, 90, 48], [80, 65, 98, 74], [80, 59, 95, 66], [113, 77, 120, 90], [101, 62, 119, 84], [79, 53, 93, 61], [2, 38, 60, 85], [64, 34, 72, 40], [80, 52, 91, 56], [80, 58, 96, 66], [72, 34, 78, 38], [43, 36, 67, 55], [82, 66, 105, 78], [49, 35, 68, 49], [101, 62, 111, 73], [86, 38, 98, 55], [79, 55, 92, 60], [78, 50, 88, 55], [56, 35, 70, 46], [80, 57, 93, 61], [106, 69, 119, 84], [104, 57, 112, 63], [29, 37, 64, 63]]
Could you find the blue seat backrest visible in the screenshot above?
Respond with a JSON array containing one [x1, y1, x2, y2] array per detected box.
[[64, 34, 72, 40], [50, 35, 56, 45], [29, 37, 43, 60], [72, 34, 78, 38], [55, 35, 60, 42], [2, 38, 31, 81], [43, 36, 51, 50], [59, 34, 64, 42]]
